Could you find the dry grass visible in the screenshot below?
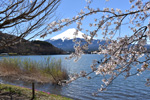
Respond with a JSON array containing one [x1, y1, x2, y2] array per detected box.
[[0, 57, 68, 84]]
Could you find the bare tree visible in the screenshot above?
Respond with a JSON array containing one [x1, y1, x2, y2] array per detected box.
[[0, 0, 60, 49], [44, 0, 150, 95]]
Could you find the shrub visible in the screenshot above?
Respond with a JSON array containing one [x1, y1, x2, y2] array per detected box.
[[0, 57, 68, 85], [42, 57, 68, 84]]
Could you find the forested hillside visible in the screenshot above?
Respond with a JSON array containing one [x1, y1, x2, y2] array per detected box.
[[0, 32, 65, 55]]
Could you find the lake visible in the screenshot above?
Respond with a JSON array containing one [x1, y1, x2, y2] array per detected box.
[[0, 54, 150, 100]]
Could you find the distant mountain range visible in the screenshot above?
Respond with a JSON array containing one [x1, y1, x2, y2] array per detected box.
[[45, 28, 150, 53]]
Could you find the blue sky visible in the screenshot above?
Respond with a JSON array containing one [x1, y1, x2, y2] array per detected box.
[[33, 0, 133, 40]]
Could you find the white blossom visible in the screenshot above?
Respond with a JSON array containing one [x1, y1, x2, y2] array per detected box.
[[45, 0, 150, 94], [80, 9, 85, 15]]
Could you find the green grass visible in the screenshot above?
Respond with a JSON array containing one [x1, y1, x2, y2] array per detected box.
[[8, 53, 18, 55], [0, 84, 72, 100], [0, 57, 68, 84]]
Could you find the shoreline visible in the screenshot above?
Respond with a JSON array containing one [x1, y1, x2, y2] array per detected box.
[[0, 83, 72, 100]]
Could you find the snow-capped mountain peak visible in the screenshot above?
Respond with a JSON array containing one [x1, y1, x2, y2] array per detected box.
[[45, 28, 106, 52], [50, 28, 87, 41]]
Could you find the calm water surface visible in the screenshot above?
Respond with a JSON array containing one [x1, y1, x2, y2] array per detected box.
[[0, 54, 150, 100]]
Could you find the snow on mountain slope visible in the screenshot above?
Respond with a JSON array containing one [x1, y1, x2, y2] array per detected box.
[[45, 28, 103, 52], [50, 28, 89, 41]]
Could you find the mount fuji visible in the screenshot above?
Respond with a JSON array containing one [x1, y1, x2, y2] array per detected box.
[[50, 28, 88, 41], [45, 28, 106, 52]]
